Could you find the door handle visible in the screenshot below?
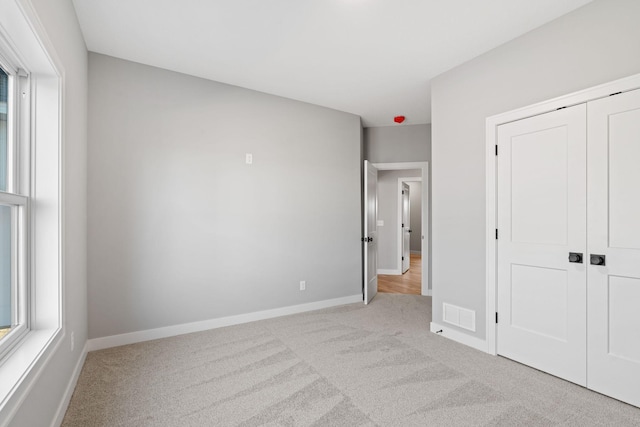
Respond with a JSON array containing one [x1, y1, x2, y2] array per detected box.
[[408, 229, 412, 233], [590, 254, 606, 266], [568, 252, 583, 263]]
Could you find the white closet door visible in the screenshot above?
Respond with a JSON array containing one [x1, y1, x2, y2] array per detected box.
[[497, 104, 587, 385], [587, 89, 640, 407]]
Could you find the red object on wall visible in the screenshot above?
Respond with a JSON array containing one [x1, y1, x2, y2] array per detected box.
[[394, 116, 405, 124]]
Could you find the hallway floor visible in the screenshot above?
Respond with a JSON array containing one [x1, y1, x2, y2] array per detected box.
[[378, 253, 421, 294]]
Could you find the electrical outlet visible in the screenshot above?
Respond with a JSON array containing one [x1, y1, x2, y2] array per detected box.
[[245, 153, 253, 164], [299, 281, 306, 291], [70, 331, 75, 352]]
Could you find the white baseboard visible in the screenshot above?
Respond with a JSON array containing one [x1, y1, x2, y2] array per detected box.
[[88, 294, 363, 352], [51, 342, 88, 427], [410, 250, 422, 255], [430, 322, 488, 353], [377, 269, 401, 275]]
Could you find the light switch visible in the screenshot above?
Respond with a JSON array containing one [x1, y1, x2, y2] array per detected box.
[[377, 220, 384, 227], [245, 153, 253, 164]]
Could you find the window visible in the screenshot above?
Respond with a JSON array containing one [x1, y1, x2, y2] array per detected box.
[[0, 67, 8, 337], [0, 59, 29, 357], [0, 0, 63, 416]]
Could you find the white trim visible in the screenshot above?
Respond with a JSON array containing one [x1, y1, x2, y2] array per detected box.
[[485, 72, 640, 356], [424, 289, 432, 296], [88, 295, 363, 351], [50, 342, 87, 427], [410, 250, 421, 255], [372, 162, 429, 296], [430, 322, 486, 352], [377, 269, 401, 275], [373, 162, 426, 171]]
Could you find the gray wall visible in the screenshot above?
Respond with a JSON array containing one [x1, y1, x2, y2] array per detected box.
[[408, 181, 422, 252], [9, 0, 88, 425], [431, 0, 640, 340], [376, 169, 421, 271], [364, 124, 430, 163], [87, 54, 362, 339]]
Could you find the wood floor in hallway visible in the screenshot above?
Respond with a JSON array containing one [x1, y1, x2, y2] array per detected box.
[[378, 253, 421, 295]]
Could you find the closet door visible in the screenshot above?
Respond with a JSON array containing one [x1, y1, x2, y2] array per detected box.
[[497, 104, 587, 385], [587, 89, 640, 407]]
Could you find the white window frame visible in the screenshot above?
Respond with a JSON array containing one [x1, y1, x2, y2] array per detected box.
[[0, 0, 64, 420], [0, 54, 31, 361]]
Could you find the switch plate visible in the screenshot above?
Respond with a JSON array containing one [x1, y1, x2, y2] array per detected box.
[[245, 153, 253, 164], [377, 220, 384, 226], [300, 281, 306, 291]]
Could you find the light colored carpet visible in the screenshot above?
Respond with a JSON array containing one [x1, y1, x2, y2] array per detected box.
[[62, 294, 640, 426]]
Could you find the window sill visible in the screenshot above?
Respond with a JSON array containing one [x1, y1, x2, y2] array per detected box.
[[0, 328, 62, 420]]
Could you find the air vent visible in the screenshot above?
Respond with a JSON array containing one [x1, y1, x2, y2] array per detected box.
[[442, 303, 476, 332]]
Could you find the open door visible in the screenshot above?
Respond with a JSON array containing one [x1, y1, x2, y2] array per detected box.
[[364, 160, 378, 304], [402, 183, 411, 273]]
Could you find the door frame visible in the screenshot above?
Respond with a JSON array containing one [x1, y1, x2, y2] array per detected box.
[[485, 72, 640, 355], [372, 162, 429, 296], [398, 177, 421, 275]]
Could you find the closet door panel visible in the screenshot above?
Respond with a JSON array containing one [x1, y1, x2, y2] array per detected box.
[[497, 104, 587, 386], [587, 89, 640, 408], [607, 107, 640, 249]]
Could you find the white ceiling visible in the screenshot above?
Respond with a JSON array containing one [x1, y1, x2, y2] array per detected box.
[[72, 0, 592, 127]]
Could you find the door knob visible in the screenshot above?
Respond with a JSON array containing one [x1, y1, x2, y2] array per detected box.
[[590, 254, 606, 266], [568, 252, 583, 263], [408, 229, 412, 233]]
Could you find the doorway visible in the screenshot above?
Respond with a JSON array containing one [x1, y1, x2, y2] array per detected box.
[[369, 162, 429, 297]]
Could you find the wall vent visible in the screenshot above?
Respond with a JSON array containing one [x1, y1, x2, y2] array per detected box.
[[442, 303, 476, 332]]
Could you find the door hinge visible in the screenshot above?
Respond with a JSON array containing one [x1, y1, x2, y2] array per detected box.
[[402, 190, 405, 194], [495, 312, 499, 324], [402, 256, 404, 261], [401, 223, 404, 228], [495, 145, 498, 156], [495, 229, 498, 240]]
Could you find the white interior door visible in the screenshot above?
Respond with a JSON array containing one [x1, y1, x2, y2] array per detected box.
[[497, 104, 587, 386], [364, 160, 378, 304], [402, 183, 410, 273], [587, 89, 640, 407]]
